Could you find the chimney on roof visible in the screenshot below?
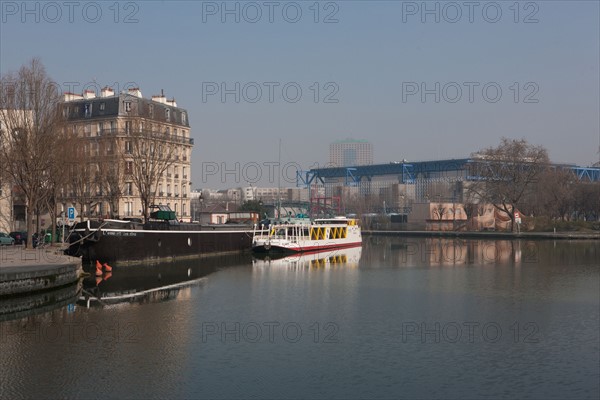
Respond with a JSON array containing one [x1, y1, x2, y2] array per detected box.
[[83, 89, 96, 99], [166, 98, 177, 107], [152, 91, 167, 104], [63, 92, 84, 102], [127, 88, 142, 98], [101, 87, 115, 97]]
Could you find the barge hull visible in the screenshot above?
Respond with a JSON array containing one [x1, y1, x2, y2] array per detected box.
[[71, 227, 254, 266]]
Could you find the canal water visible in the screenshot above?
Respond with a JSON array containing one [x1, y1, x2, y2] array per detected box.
[[1, 237, 598, 399]]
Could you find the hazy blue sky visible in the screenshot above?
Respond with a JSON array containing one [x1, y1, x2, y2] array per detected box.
[[1, 0, 599, 188]]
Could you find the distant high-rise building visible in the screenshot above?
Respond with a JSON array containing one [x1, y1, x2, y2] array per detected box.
[[329, 139, 373, 167]]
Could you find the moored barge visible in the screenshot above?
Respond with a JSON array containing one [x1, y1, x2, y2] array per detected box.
[[67, 205, 259, 266]]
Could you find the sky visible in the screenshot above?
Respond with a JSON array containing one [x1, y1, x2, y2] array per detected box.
[[1, 0, 599, 188]]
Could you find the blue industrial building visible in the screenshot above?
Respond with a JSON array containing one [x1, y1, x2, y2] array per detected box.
[[296, 158, 599, 214]]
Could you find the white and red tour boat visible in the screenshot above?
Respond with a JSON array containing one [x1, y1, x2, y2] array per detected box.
[[252, 217, 362, 253]]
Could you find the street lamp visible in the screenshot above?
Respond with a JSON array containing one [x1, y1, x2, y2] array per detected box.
[[199, 193, 204, 224]]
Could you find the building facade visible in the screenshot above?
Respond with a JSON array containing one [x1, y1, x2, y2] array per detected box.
[[61, 87, 193, 220], [329, 139, 373, 167]]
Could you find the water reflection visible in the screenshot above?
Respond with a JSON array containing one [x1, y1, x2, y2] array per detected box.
[[79, 252, 251, 307], [1, 239, 597, 399], [252, 246, 362, 270], [0, 281, 81, 322], [364, 236, 544, 267]]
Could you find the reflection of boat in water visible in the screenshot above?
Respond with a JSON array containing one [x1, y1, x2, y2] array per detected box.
[[79, 253, 249, 307], [252, 246, 362, 269], [67, 205, 260, 267], [252, 217, 362, 253]]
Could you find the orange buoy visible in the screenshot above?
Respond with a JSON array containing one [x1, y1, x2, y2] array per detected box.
[[95, 276, 103, 285], [103, 263, 112, 272], [95, 260, 103, 276], [103, 272, 112, 281]]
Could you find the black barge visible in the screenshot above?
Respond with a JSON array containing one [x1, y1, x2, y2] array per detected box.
[[67, 205, 257, 266]]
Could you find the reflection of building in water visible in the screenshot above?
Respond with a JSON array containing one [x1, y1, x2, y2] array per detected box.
[[424, 238, 522, 266], [364, 237, 527, 267], [252, 247, 362, 270]]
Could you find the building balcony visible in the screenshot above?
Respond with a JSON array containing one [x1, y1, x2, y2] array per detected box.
[[85, 129, 194, 145]]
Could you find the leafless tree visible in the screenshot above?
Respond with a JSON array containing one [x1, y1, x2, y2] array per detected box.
[[433, 203, 447, 221], [0, 59, 64, 248], [63, 134, 99, 221], [467, 138, 549, 231], [128, 122, 177, 221], [534, 168, 576, 220], [573, 182, 600, 221], [97, 140, 125, 218]]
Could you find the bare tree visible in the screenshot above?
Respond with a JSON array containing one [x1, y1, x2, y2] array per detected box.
[[433, 203, 447, 221], [573, 182, 600, 222], [63, 134, 99, 221], [43, 128, 70, 242], [467, 138, 549, 232], [128, 122, 176, 221], [534, 168, 576, 220], [97, 140, 125, 218], [0, 59, 64, 248]]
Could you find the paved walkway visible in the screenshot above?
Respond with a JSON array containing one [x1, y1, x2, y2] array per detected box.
[[0, 246, 82, 296]]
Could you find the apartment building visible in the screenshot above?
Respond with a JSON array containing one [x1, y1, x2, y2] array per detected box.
[[61, 87, 193, 220]]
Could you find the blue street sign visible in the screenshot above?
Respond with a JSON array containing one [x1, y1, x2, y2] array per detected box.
[[67, 207, 75, 220]]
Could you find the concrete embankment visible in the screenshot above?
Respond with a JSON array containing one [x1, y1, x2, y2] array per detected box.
[[364, 230, 600, 240], [0, 247, 82, 296]]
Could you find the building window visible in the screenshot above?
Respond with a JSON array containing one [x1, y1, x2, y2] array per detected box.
[[149, 104, 154, 118], [126, 161, 133, 174], [125, 141, 132, 154], [99, 102, 105, 111], [125, 120, 131, 134], [182, 112, 187, 125], [84, 103, 92, 118], [165, 108, 170, 122], [124, 101, 131, 112], [126, 182, 133, 196], [85, 124, 91, 137], [183, 203, 187, 216]]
